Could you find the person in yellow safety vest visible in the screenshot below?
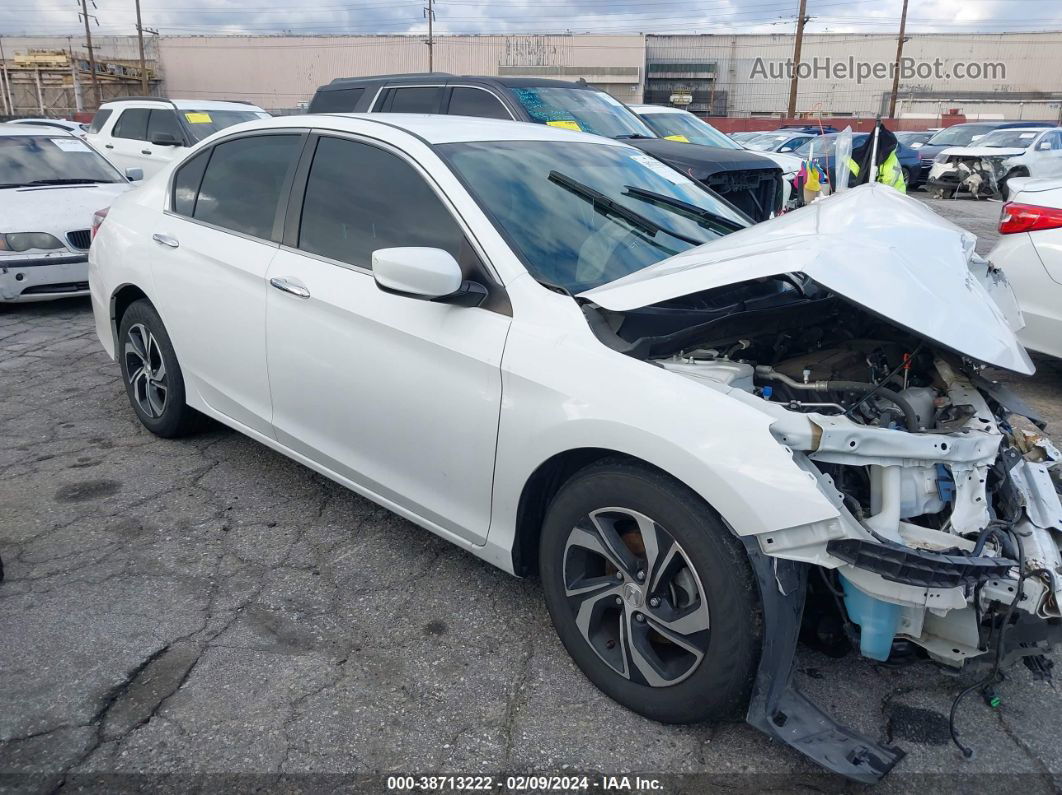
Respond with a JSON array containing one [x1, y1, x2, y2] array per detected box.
[[845, 150, 906, 193]]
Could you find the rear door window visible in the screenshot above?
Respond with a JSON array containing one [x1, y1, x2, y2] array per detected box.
[[192, 134, 301, 240], [381, 86, 444, 114], [111, 109, 150, 141], [447, 87, 511, 120]]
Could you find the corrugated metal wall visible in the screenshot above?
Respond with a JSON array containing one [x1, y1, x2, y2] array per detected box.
[[647, 32, 1062, 120], [157, 34, 645, 111]]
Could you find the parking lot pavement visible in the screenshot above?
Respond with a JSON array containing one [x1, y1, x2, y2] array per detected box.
[[2, 197, 1062, 792]]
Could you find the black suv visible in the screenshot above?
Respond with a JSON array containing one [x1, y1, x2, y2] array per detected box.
[[309, 74, 783, 222]]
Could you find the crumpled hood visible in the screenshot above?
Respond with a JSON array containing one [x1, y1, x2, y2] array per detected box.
[[2, 182, 131, 234], [579, 183, 1034, 375], [940, 146, 1025, 159], [627, 138, 782, 180]]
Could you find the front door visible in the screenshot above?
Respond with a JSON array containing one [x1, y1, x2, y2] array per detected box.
[[265, 134, 510, 543]]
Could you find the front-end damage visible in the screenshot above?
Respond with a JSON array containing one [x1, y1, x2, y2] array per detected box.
[[577, 185, 1062, 781]]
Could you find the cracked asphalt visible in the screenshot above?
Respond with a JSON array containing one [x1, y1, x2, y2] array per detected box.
[[2, 194, 1062, 793]]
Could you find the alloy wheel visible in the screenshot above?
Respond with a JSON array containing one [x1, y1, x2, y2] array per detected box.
[[562, 507, 711, 687], [124, 323, 168, 419]]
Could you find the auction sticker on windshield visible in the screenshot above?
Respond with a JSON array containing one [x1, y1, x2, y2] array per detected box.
[[546, 120, 582, 131], [631, 153, 692, 185], [185, 112, 213, 123], [665, 134, 691, 142], [50, 138, 90, 152]]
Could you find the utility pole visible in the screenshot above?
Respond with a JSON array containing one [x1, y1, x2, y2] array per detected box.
[[786, 0, 808, 117], [424, 0, 435, 72], [79, 0, 101, 108], [135, 0, 148, 94], [887, 0, 909, 119]]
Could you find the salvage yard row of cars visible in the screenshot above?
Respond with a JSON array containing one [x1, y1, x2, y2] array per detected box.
[[4, 76, 1062, 783]]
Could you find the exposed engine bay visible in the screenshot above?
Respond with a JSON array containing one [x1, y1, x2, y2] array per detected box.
[[928, 154, 1010, 200], [583, 276, 1062, 682]]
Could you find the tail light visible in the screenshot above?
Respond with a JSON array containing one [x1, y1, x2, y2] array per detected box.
[[91, 207, 109, 240], [999, 201, 1062, 235]]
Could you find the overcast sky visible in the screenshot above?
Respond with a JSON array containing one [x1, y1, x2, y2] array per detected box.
[[4, 0, 1062, 38]]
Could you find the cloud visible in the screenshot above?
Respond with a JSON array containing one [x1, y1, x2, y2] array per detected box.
[[2, 0, 1060, 36]]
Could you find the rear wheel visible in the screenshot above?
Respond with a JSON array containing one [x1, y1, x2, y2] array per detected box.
[[539, 459, 762, 724], [118, 299, 200, 438]]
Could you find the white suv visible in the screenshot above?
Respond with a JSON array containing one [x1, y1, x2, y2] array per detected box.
[[86, 97, 269, 178]]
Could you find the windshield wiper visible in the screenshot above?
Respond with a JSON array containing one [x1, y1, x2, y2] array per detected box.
[[623, 185, 747, 233], [614, 133, 652, 140], [22, 178, 111, 186], [548, 171, 706, 246]]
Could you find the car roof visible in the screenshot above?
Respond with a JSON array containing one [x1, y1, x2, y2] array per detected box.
[[247, 112, 630, 146], [1, 123, 75, 137], [981, 126, 1054, 134], [761, 130, 814, 136], [99, 98, 265, 112], [317, 74, 597, 92]]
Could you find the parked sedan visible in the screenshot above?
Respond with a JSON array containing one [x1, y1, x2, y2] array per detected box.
[[744, 131, 815, 153], [91, 114, 1062, 784], [895, 130, 933, 149], [990, 177, 1062, 357], [1, 125, 133, 302], [7, 118, 89, 139]]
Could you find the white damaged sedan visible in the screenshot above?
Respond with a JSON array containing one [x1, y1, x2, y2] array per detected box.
[[1, 125, 133, 302], [89, 114, 1062, 782]]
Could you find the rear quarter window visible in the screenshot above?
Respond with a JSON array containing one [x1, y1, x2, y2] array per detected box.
[[309, 87, 365, 113]]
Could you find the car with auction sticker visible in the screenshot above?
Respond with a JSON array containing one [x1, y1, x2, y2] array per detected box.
[[86, 97, 271, 178], [1, 124, 133, 302]]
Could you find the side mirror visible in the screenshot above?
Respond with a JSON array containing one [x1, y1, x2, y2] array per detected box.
[[150, 132, 181, 147], [779, 145, 793, 152], [125, 167, 144, 181], [372, 247, 486, 307], [1036, 140, 1051, 151]]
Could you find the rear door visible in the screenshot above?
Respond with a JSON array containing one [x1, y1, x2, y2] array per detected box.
[[372, 85, 445, 113], [149, 130, 306, 435]]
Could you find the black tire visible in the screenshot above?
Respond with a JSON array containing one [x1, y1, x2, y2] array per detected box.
[[117, 299, 200, 438], [901, 167, 912, 188], [999, 169, 1026, 201], [539, 459, 762, 724]]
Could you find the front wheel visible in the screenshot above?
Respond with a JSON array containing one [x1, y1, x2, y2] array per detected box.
[[539, 460, 763, 724]]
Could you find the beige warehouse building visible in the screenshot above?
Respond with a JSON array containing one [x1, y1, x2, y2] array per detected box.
[[1, 31, 1060, 120]]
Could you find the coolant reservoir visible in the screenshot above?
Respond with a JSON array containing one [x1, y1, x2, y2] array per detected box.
[[660, 359, 756, 393]]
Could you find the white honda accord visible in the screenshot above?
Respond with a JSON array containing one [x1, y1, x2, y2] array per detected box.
[[90, 114, 1062, 782]]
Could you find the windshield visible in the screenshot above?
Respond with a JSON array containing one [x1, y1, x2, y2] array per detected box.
[[507, 87, 654, 139], [636, 111, 742, 149], [180, 109, 271, 142], [0, 135, 122, 188], [746, 133, 802, 151], [976, 129, 1044, 148], [439, 140, 747, 293], [793, 134, 867, 158], [927, 125, 997, 147]]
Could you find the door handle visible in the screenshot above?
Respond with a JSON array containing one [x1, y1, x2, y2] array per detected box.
[[152, 233, 179, 248], [141, 149, 152, 155], [269, 277, 310, 299], [104, 144, 114, 149]]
